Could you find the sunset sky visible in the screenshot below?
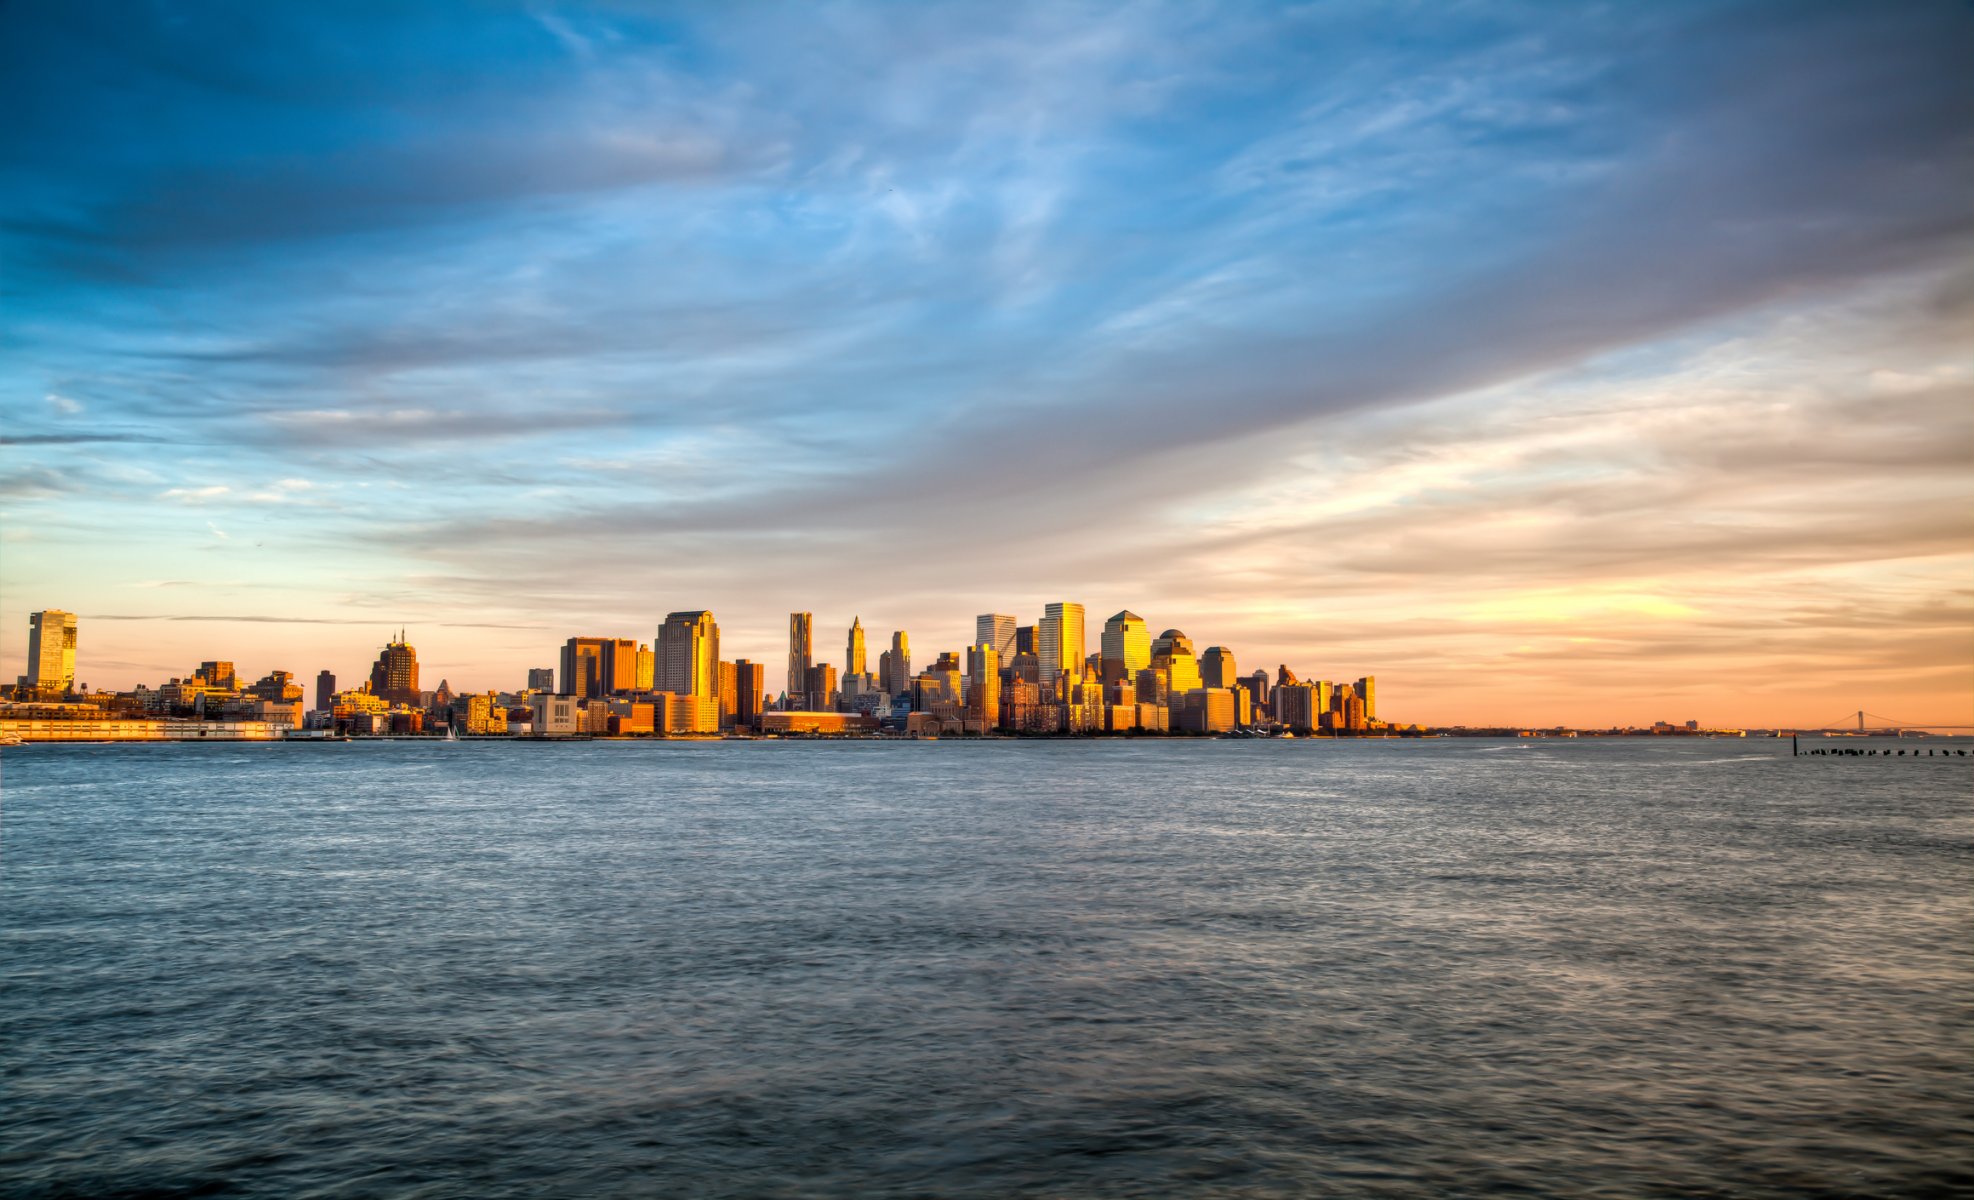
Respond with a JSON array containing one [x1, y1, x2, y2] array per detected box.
[[3, 1, 1970, 726]]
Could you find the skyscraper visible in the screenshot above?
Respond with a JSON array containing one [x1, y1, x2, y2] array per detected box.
[[1099, 610, 1150, 684], [527, 667, 557, 691], [975, 614, 1016, 661], [315, 670, 335, 711], [368, 632, 420, 707], [657, 610, 721, 697], [24, 610, 77, 691], [967, 643, 1000, 728], [1150, 629, 1202, 694], [1355, 676, 1376, 722], [1201, 646, 1237, 690], [788, 612, 814, 701], [732, 659, 765, 727], [886, 630, 911, 697], [1037, 602, 1085, 688], [846, 616, 867, 677]]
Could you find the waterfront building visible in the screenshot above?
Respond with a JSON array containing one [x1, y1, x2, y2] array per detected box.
[[1037, 602, 1085, 688], [1200, 647, 1237, 690], [655, 692, 719, 734], [657, 611, 721, 697], [24, 610, 77, 692], [967, 643, 1000, 728], [976, 614, 1017, 661], [1100, 611, 1150, 684], [315, 670, 335, 712], [1276, 683, 1317, 733], [1175, 688, 1238, 733], [732, 659, 766, 728], [531, 695, 580, 737], [758, 711, 878, 736], [368, 633, 421, 707], [846, 617, 867, 677], [1356, 676, 1376, 722], [787, 613, 814, 701]]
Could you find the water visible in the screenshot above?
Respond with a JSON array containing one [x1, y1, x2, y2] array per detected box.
[[2, 738, 1968, 1198]]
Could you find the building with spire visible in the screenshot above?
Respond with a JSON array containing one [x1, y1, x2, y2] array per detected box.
[[846, 617, 867, 677], [368, 631, 421, 707]]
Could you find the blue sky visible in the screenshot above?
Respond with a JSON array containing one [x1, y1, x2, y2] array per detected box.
[[3, 1, 1970, 723]]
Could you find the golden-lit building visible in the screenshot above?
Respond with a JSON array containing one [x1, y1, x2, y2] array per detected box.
[[1200, 646, 1237, 690], [967, 643, 1000, 727], [561, 636, 639, 698], [369, 632, 421, 707], [787, 612, 814, 702], [846, 616, 867, 677], [975, 614, 1017, 661], [759, 711, 878, 735], [1100, 610, 1150, 685], [24, 610, 78, 692], [1037, 602, 1085, 688], [657, 610, 721, 698]]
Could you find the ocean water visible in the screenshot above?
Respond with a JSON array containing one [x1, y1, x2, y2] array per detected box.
[[2, 737, 1968, 1198]]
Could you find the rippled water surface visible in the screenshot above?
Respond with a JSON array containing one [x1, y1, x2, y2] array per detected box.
[[3, 738, 1969, 1197]]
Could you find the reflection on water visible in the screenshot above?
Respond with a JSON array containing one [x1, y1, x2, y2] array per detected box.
[[3, 738, 1969, 1197]]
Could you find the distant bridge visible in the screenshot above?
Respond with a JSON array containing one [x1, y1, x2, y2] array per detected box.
[[1800, 710, 1974, 734]]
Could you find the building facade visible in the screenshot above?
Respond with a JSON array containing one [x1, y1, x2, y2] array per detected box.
[[656, 610, 721, 697], [24, 610, 77, 691], [1037, 602, 1085, 688]]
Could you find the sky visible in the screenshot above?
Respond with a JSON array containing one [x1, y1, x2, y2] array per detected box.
[[2, 0, 1971, 727]]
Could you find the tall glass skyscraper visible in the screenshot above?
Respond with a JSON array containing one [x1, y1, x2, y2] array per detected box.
[[1037, 602, 1085, 687], [974, 614, 1016, 661]]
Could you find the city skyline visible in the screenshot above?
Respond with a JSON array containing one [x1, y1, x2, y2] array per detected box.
[[2, 3, 1970, 728]]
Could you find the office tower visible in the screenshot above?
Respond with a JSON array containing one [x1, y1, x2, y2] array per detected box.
[[1175, 688, 1237, 733], [804, 663, 839, 711], [1276, 683, 1317, 732], [1355, 676, 1376, 722], [1150, 629, 1202, 694], [968, 643, 1000, 727], [732, 659, 766, 727], [315, 670, 335, 711], [1015, 625, 1037, 656], [1201, 646, 1237, 690], [368, 631, 421, 707], [788, 613, 814, 701], [1100, 611, 1150, 684], [198, 661, 237, 691], [1037, 602, 1085, 688], [24, 610, 77, 691], [877, 650, 893, 701], [886, 630, 911, 697], [846, 617, 867, 677], [718, 661, 739, 727], [635, 645, 655, 691], [975, 614, 1017, 661], [527, 666, 557, 691], [657, 611, 721, 697]]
